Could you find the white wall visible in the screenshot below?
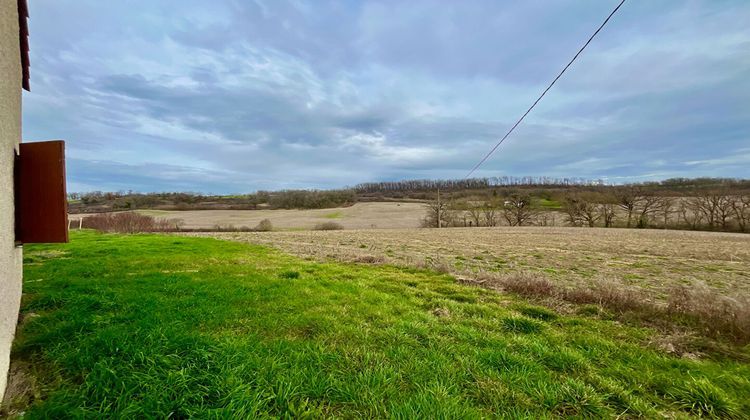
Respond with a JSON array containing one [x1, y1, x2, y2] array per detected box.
[[0, 0, 24, 399]]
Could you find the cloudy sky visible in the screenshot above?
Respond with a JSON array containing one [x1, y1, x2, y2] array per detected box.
[[23, 0, 750, 193]]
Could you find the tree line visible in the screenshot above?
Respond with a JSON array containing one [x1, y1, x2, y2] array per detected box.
[[68, 177, 750, 230], [357, 176, 750, 195], [68, 189, 356, 213], [422, 186, 750, 233], [355, 176, 606, 194]]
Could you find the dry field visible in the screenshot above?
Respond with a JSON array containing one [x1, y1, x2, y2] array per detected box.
[[69, 202, 426, 230], [191, 227, 750, 303]]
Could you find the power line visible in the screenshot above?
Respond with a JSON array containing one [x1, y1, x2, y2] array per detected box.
[[465, 0, 627, 179]]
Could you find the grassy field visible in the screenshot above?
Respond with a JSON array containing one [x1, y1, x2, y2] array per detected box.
[[5, 231, 750, 417], [69, 202, 427, 230], [194, 227, 750, 302]]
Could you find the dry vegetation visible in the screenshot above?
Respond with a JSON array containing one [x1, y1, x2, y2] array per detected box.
[[191, 227, 750, 344], [81, 212, 183, 233], [470, 272, 750, 345], [192, 227, 750, 299], [70, 202, 426, 230]]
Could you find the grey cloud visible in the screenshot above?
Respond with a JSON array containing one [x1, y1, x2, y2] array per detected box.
[[21, 0, 750, 193]]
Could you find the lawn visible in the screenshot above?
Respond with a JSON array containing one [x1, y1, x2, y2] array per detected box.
[[6, 231, 750, 418]]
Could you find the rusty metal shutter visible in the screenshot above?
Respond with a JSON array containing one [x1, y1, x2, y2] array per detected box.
[[15, 140, 68, 243]]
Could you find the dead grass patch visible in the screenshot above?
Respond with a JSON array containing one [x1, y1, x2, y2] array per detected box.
[[192, 227, 750, 302], [0, 361, 38, 416], [667, 283, 750, 343], [463, 271, 750, 346], [313, 222, 344, 231], [431, 307, 451, 318], [351, 255, 386, 264]]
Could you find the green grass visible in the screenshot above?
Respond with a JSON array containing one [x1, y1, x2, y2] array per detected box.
[[536, 198, 563, 209], [133, 209, 171, 216], [9, 231, 750, 418], [321, 211, 344, 219]]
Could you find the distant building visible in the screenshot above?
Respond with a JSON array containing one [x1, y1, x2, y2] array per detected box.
[[0, 0, 30, 398]]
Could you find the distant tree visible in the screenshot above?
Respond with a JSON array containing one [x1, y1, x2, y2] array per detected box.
[[564, 194, 600, 227], [422, 197, 453, 228], [467, 204, 483, 227], [680, 200, 704, 230], [634, 193, 663, 228], [692, 191, 734, 230], [693, 193, 718, 229], [731, 195, 750, 232], [616, 187, 640, 228], [715, 194, 735, 231], [502, 194, 533, 226], [600, 203, 617, 228], [658, 197, 676, 229], [563, 195, 584, 227], [580, 203, 601, 228], [482, 201, 499, 227]]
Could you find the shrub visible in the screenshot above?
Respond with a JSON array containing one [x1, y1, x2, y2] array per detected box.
[[666, 283, 750, 343], [255, 219, 273, 232], [562, 281, 647, 314], [469, 271, 750, 344], [492, 272, 555, 298], [82, 212, 182, 233], [314, 222, 344, 231], [352, 255, 386, 264]]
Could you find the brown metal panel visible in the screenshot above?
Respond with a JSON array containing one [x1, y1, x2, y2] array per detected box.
[[16, 141, 68, 243]]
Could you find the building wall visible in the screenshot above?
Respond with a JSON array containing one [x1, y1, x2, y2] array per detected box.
[[0, 0, 24, 398]]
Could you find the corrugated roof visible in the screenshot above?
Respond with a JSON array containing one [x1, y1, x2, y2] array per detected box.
[[18, 0, 30, 91]]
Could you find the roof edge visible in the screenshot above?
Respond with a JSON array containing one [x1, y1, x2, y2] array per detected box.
[[18, 0, 30, 91]]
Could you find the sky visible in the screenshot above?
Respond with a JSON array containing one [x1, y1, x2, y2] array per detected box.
[[22, 0, 750, 194]]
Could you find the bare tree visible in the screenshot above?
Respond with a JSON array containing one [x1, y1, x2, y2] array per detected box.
[[616, 187, 640, 228], [581, 201, 601, 227], [422, 197, 453, 228], [658, 197, 676, 229], [537, 212, 552, 226], [716, 194, 735, 231], [635, 193, 663, 228], [564, 196, 584, 227], [732, 195, 750, 232], [564, 194, 601, 227], [467, 204, 483, 227], [693, 191, 733, 230], [502, 194, 533, 226], [482, 201, 499, 227], [680, 200, 704, 230], [600, 203, 617, 228], [693, 193, 718, 229]]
